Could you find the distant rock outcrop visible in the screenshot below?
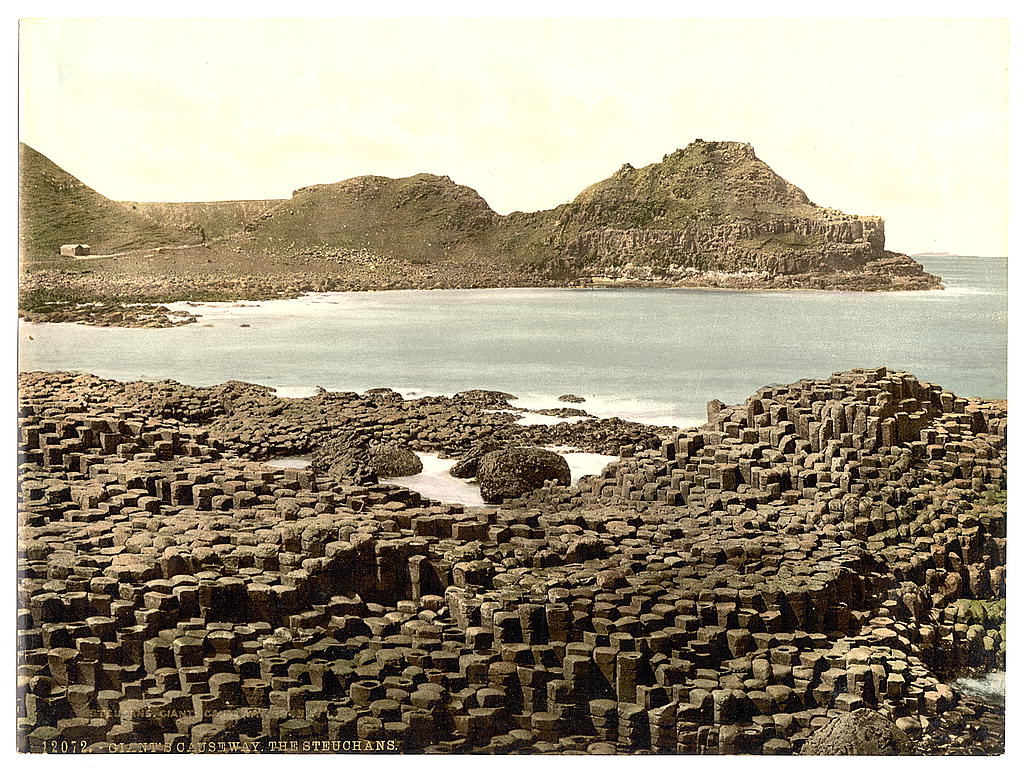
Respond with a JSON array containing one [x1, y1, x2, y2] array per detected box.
[[229, 140, 945, 290], [558, 394, 586, 403], [251, 173, 500, 264], [19, 139, 942, 290], [538, 140, 939, 289]]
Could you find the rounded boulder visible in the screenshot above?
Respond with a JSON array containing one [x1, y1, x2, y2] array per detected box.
[[476, 447, 571, 503], [800, 709, 912, 755], [367, 444, 423, 477]]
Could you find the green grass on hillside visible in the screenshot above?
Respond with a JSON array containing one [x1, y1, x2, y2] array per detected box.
[[19, 144, 200, 259]]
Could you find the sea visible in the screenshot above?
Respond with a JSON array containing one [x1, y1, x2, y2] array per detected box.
[[18, 255, 1007, 429]]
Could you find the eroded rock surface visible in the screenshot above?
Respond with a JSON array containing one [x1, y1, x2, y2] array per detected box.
[[476, 447, 572, 503], [367, 444, 422, 478], [800, 709, 911, 755], [15, 367, 1005, 754]]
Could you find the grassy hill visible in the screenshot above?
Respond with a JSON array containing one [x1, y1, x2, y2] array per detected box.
[[128, 199, 280, 243], [18, 144, 203, 259], [248, 173, 500, 263], [555, 140, 821, 229], [19, 139, 940, 294]]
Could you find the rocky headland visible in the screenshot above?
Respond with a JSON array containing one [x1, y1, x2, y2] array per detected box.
[[16, 367, 1004, 753], [19, 140, 942, 327]]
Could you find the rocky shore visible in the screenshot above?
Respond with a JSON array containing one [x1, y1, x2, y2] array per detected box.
[[20, 139, 946, 330], [17, 248, 943, 330], [17, 245, 576, 329], [19, 302, 199, 329], [584, 254, 942, 292], [18, 250, 942, 330], [16, 367, 1005, 754]]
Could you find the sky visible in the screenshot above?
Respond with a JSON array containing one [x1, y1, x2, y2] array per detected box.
[[19, 18, 1010, 256]]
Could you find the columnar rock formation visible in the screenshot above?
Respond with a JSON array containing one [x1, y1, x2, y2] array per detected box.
[[543, 142, 936, 289], [16, 368, 1004, 753]]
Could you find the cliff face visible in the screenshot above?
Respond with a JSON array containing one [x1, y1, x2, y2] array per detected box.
[[555, 216, 884, 272], [19, 140, 941, 290], [539, 140, 937, 288], [127, 199, 280, 243]]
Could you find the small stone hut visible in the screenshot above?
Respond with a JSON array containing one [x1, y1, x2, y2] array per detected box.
[[59, 243, 91, 257]]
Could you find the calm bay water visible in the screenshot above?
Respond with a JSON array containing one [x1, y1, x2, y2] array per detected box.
[[18, 256, 1007, 427]]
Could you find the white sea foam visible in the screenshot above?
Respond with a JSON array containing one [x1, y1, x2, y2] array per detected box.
[[543, 447, 619, 483], [259, 448, 613, 503], [883, 285, 996, 300], [271, 385, 397, 398], [382, 452, 485, 506], [479, 408, 586, 426], [178, 290, 421, 319], [382, 448, 617, 504], [392, 386, 432, 399], [954, 671, 1005, 701], [177, 300, 265, 315], [265, 385, 699, 427], [270, 386, 323, 399], [168, 284, 1003, 319], [263, 456, 313, 469], [514, 411, 590, 427], [507, 392, 702, 428]]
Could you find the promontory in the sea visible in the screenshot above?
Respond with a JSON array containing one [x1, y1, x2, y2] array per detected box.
[[19, 140, 942, 326]]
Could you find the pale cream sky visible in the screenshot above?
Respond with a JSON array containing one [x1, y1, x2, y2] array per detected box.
[[19, 18, 1009, 256]]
